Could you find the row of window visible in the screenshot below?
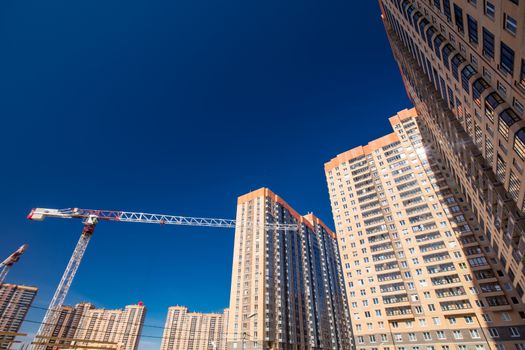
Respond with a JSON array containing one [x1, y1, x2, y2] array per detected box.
[[385, 0, 525, 205]]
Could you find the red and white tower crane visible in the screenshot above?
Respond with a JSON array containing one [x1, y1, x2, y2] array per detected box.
[[27, 207, 298, 345], [0, 244, 28, 285]]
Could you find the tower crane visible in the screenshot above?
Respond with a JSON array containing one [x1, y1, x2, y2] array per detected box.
[[27, 207, 298, 347], [0, 244, 28, 285]]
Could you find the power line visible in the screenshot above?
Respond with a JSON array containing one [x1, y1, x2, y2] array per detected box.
[[1, 300, 234, 335], [1, 303, 244, 343]]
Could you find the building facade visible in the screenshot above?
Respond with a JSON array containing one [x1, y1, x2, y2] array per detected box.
[[75, 303, 145, 350], [36, 303, 95, 350], [36, 302, 145, 350], [160, 306, 228, 350], [378, 0, 525, 303], [0, 284, 37, 349], [325, 109, 525, 350], [226, 188, 352, 350]]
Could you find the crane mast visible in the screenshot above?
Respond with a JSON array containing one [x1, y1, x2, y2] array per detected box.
[[28, 207, 298, 348], [0, 244, 28, 285]]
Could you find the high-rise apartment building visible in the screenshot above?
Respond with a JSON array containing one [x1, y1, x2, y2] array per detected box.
[[226, 188, 352, 350], [75, 303, 145, 350], [325, 109, 525, 350], [160, 306, 228, 350], [0, 284, 37, 349], [222, 308, 229, 350], [37, 303, 94, 350], [37, 302, 145, 350], [378, 0, 525, 303]]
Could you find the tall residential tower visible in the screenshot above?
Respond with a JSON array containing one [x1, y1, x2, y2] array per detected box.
[[226, 188, 352, 350], [379, 0, 525, 302], [160, 306, 228, 350], [0, 284, 37, 349], [326, 109, 525, 350], [35, 302, 145, 350]]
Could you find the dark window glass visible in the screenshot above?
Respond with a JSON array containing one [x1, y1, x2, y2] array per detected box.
[[461, 65, 477, 93], [448, 87, 455, 108], [443, 0, 452, 22], [519, 59, 525, 90], [400, 1, 409, 19], [500, 42, 515, 75], [482, 28, 495, 59], [442, 44, 455, 69], [412, 11, 422, 28], [426, 27, 437, 49], [485, 92, 504, 122], [485, 1, 496, 19], [434, 0, 441, 10], [406, 5, 414, 21], [498, 109, 520, 140], [453, 5, 464, 33], [451, 54, 465, 80], [467, 15, 478, 45], [513, 128, 525, 161], [472, 78, 489, 107], [434, 35, 445, 59], [419, 19, 430, 38]]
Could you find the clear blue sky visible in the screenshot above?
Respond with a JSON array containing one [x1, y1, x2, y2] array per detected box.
[[0, 0, 410, 349]]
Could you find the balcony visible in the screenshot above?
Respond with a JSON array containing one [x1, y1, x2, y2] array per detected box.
[[440, 300, 472, 312]]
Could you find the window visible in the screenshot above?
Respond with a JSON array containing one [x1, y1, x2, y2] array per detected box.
[[488, 328, 499, 338], [514, 128, 525, 160], [485, 92, 504, 122], [485, 1, 495, 19], [508, 171, 521, 201], [520, 60, 525, 91], [434, 35, 445, 58], [472, 78, 489, 107], [451, 54, 465, 79], [483, 28, 495, 59], [442, 44, 455, 69], [461, 65, 476, 93], [443, 0, 452, 22], [500, 42, 515, 75], [426, 26, 437, 49], [453, 5, 464, 33], [498, 109, 520, 140], [497, 155, 506, 183], [510, 327, 520, 337], [467, 15, 478, 44], [504, 14, 517, 36]]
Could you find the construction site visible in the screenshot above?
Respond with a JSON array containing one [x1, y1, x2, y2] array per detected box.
[[1, 188, 352, 350]]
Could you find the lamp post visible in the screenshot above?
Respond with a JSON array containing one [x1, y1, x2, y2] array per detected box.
[[242, 313, 257, 350]]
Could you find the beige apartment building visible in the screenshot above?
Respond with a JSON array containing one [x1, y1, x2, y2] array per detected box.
[[36, 302, 145, 350], [160, 306, 228, 350], [36, 303, 95, 350], [325, 109, 525, 350], [0, 284, 37, 349], [226, 188, 353, 350], [378, 0, 525, 305]]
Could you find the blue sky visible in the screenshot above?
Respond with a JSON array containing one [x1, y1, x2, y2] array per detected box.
[[0, 0, 410, 348]]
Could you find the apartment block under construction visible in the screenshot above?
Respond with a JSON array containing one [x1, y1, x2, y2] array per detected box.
[[325, 108, 525, 350], [35, 302, 145, 350], [226, 188, 352, 350], [0, 283, 37, 349], [160, 306, 228, 350]]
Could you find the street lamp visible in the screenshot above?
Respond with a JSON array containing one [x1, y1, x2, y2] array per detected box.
[[242, 313, 257, 350]]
